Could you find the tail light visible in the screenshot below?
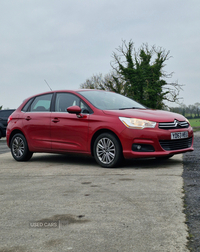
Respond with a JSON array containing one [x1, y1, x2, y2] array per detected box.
[[7, 115, 12, 124]]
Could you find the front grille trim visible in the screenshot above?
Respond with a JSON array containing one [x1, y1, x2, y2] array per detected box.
[[159, 120, 189, 130]]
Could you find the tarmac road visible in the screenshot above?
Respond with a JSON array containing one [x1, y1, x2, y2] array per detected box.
[[0, 138, 9, 154], [0, 138, 189, 252]]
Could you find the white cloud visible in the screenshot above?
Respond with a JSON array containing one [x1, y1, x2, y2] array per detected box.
[[0, 0, 200, 108]]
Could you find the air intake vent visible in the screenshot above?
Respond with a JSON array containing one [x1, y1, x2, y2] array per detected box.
[[159, 137, 192, 151]]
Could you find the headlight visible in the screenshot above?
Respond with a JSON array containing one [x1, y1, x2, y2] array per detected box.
[[185, 118, 190, 124], [119, 117, 156, 129]]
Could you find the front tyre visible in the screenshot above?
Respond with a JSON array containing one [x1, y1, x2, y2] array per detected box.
[[93, 133, 122, 168], [10, 133, 33, 161]]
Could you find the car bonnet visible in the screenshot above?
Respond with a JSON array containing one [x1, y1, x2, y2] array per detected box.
[[102, 109, 187, 123]]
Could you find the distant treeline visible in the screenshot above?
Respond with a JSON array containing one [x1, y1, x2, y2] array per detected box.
[[169, 103, 200, 119]]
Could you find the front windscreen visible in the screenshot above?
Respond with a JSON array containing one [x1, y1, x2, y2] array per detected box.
[[78, 90, 145, 110]]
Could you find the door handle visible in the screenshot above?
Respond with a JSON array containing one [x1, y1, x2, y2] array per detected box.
[[25, 116, 31, 121], [52, 118, 60, 123]]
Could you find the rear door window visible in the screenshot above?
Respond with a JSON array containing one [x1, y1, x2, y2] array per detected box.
[[30, 94, 53, 112]]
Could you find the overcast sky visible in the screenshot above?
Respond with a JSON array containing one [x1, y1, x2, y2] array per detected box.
[[0, 0, 200, 109]]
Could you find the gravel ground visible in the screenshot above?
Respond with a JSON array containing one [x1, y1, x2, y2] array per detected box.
[[183, 131, 200, 252]]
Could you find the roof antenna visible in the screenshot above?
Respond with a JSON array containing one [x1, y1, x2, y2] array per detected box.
[[44, 79, 52, 91]]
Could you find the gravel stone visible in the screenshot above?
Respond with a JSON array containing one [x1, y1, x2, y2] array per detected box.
[[183, 131, 200, 252]]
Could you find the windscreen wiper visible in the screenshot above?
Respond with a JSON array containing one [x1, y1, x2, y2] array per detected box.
[[119, 107, 139, 110]]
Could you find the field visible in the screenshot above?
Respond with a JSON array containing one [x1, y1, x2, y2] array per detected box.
[[188, 118, 200, 130]]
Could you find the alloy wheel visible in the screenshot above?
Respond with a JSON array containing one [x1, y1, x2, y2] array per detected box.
[[96, 137, 116, 165], [12, 136, 25, 158]]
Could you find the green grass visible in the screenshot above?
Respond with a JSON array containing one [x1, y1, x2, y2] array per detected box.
[[188, 118, 200, 128]]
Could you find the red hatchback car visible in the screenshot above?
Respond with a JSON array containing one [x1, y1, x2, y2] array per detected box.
[[6, 90, 194, 168]]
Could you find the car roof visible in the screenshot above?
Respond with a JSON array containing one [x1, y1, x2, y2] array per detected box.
[[23, 89, 107, 100]]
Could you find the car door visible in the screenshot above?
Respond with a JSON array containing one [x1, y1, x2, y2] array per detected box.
[[22, 93, 53, 151], [50, 92, 90, 152]]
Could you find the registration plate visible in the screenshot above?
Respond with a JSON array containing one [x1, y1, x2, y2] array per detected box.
[[171, 131, 188, 140]]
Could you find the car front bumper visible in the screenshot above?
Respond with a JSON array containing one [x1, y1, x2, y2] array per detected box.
[[120, 125, 194, 159]]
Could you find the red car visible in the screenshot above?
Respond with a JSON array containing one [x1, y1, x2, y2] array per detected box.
[[6, 90, 194, 168]]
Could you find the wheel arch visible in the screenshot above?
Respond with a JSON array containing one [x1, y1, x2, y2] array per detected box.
[[90, 129, 123, 156], [9, 129, 26, 147]]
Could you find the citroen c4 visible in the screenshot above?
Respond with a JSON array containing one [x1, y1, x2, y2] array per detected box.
[[6, 90, 194, 168]]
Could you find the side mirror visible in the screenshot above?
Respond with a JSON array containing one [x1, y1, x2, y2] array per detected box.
[[67, 105, 82, 115]]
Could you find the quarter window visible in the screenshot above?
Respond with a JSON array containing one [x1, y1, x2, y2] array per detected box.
[[21, 98, 34, 112], [80, 101, 91, 114]]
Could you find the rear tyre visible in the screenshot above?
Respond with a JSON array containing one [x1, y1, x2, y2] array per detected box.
[[93, 133, 122, 168], [0, 130, 2, 139], [10, 133, 33, 161]]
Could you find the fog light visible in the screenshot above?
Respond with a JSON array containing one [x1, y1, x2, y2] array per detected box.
[[132, 144, 155, 152]]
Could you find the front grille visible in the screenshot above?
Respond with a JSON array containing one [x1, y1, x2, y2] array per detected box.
[[159, 120, 189, 130], [159, 137, 192, 151]]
